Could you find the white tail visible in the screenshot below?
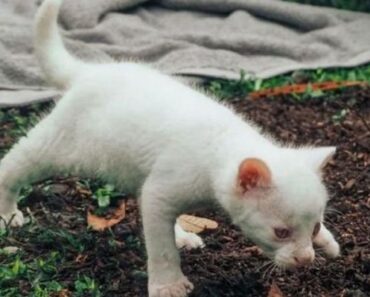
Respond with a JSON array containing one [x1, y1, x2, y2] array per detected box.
[[34, 0, 83, 89]]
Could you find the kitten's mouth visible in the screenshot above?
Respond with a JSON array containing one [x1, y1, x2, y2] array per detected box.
[[274, 258, 314, 271]]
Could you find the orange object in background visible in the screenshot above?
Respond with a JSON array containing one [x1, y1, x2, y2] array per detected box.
[[249, 81, 367, 99]]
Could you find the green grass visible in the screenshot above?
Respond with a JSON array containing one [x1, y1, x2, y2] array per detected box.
[[0, 103, 51, 157], [0, 104, 140, 297], [286, 0, 370, 12], [0, 250, 64, 297], [0, 199, 134, 296], [0, 219, 104, 296], [206, 65, 370, 100]]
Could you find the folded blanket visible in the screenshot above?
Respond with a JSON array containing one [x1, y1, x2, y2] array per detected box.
[[1, 0, 369, 106]]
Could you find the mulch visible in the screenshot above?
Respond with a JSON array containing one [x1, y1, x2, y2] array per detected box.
[[0, 86, 369, 297]]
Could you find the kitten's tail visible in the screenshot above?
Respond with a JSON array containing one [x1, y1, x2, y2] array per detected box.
[[34, 0, 83, 89]]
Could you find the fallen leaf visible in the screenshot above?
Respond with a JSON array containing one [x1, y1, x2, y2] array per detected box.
[[267, 282, 284, 297], [87, 200, 126, 231], [177, 214, 218, 233], [50, 289, 71, 297], [48, 184, 69, 195], [74, 254, 88, 264], [78, 188, 92, 196], [243, 245, 263, 255], [344, 178, 356, 190], [76, 183, 92, 197]]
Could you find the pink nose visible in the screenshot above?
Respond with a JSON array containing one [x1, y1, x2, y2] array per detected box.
[[294, 255, 314, 267]]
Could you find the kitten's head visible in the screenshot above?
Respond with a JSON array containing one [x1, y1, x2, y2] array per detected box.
[[228, 147, 335, 269]]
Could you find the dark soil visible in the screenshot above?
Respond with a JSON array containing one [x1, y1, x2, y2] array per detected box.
[[1, 87, 369, 297]]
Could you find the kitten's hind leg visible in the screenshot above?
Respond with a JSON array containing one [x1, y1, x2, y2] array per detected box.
[[314, 223, 340, 258], [0, 119, 65, 229]]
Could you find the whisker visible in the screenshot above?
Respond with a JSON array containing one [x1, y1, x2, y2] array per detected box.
[[315, 257, 324, 265], [266, 265, 275, 279], [313, 253, 325, 267], [315, 247, 325, 253], [262, 262, 274, 275], [274, 264, 281, 275], [322, 220, 335, 228], [268, 264, 279, 279], [258, 260, 273, 272], [262, 262, 275, 280], [325, 206, 343, 216]]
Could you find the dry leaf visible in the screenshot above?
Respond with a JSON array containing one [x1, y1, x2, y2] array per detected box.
[[78, 188, 92, 196], [267, 282, 284, 297], [74, 254, 88, 264], [177, 214, 218, 233], [344, 178, 356, 190], [52, 289, 71, 297], [87, 201, 126, 231], [243, 245, 263, 255]]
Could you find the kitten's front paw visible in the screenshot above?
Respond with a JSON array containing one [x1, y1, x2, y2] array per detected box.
[[149, 277, 194, 297], [0, 209, 24, 229], [176, 232, 205, 250], [323, 239, 340, 258]]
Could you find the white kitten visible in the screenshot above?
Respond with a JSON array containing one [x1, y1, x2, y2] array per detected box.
[[0, 0, 340, 296]]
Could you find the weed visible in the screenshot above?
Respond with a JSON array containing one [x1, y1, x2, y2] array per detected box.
[[93, 184, 116, 208], [332, 109, 348, 123], [75, 275, 102, 297], [206, 65, 370, 100]]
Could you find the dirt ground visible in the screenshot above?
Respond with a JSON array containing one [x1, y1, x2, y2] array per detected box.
[[0, 87, 369, 296]]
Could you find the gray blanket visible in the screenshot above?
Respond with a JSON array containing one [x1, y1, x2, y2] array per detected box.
[[1, 0, 370, 107]]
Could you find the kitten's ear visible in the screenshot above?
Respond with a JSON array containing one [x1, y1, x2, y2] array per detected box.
[[308, 146, 336, 171], [237, 158, 271, 194]]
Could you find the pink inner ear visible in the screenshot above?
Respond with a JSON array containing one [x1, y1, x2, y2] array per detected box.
[[238, 158, 271, 194]]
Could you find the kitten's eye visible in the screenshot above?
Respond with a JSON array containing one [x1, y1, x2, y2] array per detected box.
[[312, 222, 321, 237], [274, 227, 292, 240]]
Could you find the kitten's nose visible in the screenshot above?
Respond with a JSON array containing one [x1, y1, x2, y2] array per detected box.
[[293, 249, 315, 267], [293, 246, 315, 267]]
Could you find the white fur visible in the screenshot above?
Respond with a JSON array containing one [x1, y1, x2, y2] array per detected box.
[[34, 0, 83, 89], [174, 222, 205, 250], [0, 1, 340, 296]]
